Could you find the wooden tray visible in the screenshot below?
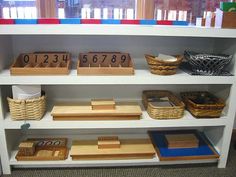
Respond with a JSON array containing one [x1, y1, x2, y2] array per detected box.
[[10, 52, 71, 75], [149, 130, 219, 161], [51, 101, 142, 120], [16, 138, 68, 161], [70, 137, 155, 160], [77, 52, 134, 75]]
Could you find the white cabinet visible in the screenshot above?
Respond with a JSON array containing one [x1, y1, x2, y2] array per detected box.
[[0, 25, 236, 175]]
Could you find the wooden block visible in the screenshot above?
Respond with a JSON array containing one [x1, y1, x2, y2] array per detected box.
[[165, 134, 199, 149], [98, 136, 120, 149], [91, 99, 115, 110], [215, 9, 236, 28], [18, 142, 35, 156], [70, 139, 155, 160]]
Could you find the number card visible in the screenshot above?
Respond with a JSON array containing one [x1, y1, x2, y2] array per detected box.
[[78, 52, 134, 75], [27, 138, 67, 147], [10, 52, 71, 75]]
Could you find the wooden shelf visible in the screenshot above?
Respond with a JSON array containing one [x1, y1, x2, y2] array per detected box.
[[0, 25, 236, 38], [9, 134, 218, 167], [0, 69, 234, 85], [3, 110, 227, 129]]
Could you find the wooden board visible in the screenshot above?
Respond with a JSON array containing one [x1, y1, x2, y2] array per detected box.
[[10, 52, 71, 75], [16, 138, 68, 161], [51, 102, 142, 121], [70, 139, 155, 160], [165, 134, 199, 149], [77, 52, 134, 75]]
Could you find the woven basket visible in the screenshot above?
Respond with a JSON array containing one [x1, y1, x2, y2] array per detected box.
[[181, 91, 225, 118], [145, 54, 183, 75], [7, 92, 46, 120], [142, 90, 185, 119]]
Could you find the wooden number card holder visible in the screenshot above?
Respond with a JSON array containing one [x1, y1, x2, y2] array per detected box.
[[10, 52, 71, 75], [16, 138, 68, 161], [77, 52, 135, 75]]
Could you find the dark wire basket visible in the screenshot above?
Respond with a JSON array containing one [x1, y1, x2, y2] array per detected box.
[[184, 51, 232, 76]]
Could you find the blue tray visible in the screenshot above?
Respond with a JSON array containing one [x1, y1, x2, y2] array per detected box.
[[149, 130, 219, 161]]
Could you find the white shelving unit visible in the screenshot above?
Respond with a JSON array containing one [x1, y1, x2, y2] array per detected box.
[[0, 25, 236, 175]]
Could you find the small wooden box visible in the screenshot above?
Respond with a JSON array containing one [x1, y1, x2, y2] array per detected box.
[[98, 136, 121, 149], [18, 142, 36, 156], [91, 99, 115, 110], [77, 52, 134, 75], [215, 9, 236, 28], [165, 134, 199, 149], [10, 52, 71, 75]]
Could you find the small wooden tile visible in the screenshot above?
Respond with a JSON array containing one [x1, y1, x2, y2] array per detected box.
[[91, 99, 115, 110]]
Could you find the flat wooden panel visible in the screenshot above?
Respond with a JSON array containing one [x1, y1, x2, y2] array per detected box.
[[51, 102, 142, 117], [53, 115, 140, 121], [71, 139, 155, 160]]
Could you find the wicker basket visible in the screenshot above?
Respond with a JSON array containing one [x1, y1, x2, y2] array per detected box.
[[7, 92, 46, 120], [142, 90, 185, 119], [181, 91, 225, 118], [145, 54, 183, 75]]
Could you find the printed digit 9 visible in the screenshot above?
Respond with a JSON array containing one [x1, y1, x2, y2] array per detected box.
[[121, 55, 126, 63]]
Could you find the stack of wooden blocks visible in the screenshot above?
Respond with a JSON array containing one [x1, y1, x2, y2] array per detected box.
[[165, 134, 199, 149]]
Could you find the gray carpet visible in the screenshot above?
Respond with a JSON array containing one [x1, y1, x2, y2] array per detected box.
[[2, 143, 236, 177]]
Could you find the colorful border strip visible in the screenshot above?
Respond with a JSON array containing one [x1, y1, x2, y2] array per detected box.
[[15, 19, 37, 24], [0, 19, 189, 26]]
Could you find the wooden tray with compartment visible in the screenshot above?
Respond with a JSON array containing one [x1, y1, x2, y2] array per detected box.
[[16, 138, 68, 161], [10, 52, 71, 75], [77, 52, 134, 75]]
